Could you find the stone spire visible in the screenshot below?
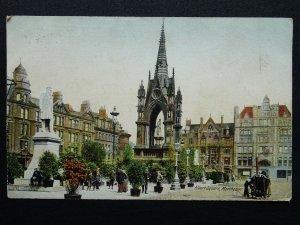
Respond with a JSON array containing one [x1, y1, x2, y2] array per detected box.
[[154, 21, 169, 88]]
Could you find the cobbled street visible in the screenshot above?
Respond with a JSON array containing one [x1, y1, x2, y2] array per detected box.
[[7, 179, 291, 201]]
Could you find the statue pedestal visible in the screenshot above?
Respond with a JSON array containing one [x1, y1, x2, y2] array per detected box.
[[24, 131, 61, 179], [154, 136, 164, 146]]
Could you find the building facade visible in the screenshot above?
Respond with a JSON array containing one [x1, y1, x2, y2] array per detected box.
[[6, 63, 39, 168], [234, 95, 292, 179], [134, 22, 183, 161], [7, 63, 130, 168], [182, 116, 235, 175]]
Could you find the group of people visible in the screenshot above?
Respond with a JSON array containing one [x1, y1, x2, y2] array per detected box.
[[243, 171, 271, 198], [47, 165, 165, 194], [82, 167, 103, 191]]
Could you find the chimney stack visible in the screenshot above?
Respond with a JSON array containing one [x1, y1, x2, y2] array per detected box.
[[81, 100, 91, 112], [53, 91, 63, 103]]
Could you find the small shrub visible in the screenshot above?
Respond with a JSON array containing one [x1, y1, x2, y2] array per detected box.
[[39, 151, 59, 181], [63, 159, 87, 194], [127, 160, 145, 190], [7, 152, 24, 180]]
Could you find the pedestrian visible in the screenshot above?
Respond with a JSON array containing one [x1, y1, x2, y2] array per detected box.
[[30, 168, 39, 186], [122, 168, 128, 192], [156, 170, 163, 188], [86, 171, 93, 191], [92, 167, 101, 190], [109, 170, 116, 189], [266, 174, 271, 197], [142, 168, 149, 194], [243, 177, 251, 198], [231, 174, 235, 182], [116, 168, 123, 192]]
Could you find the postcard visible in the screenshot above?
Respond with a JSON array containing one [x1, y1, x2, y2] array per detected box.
[[6, 16, 292, 201]]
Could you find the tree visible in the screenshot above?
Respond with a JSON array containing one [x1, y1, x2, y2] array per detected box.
[[189, 165, 203, 182], [7, 152, 24, 182], [177, 147, 187, 184], [38, 151, 59, 181], [188, 148, 195, 182], [97, 162, 116, 178], [85, 161, 98, 172], [59, 149, 82, 168], [122, 144, 134, 166], [81, 140, 106, 165], [159, 160, 175, 183]]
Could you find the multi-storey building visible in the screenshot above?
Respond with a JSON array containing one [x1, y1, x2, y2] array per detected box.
[[234, 95, 292, 179], [7, 63, 130, 168], [182, 116, 234, 175], [6, 63, 40, 168]]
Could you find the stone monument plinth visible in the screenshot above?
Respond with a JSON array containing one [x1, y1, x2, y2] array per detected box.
[[24, 131, 61, 179], [14, 87, 62, 189]]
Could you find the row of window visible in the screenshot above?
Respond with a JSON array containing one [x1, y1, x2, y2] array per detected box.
[[237, 157, 252, 166], [237, 146, 253, 153], [54, 116, 95, 132], [96, 131, 118, 142], [7, 105, 40, 121], [237, 146, 292, 154], [236, 156, 292, 168], [54, 130, 92, 142], [16, 93, 29, 102], [241, 118, 291, 127], [200, 148, 231, 155], [95, 118, 113, 129], [240, 129, 251, 135], [279, 129, 292, 135], [278, 156, 292, 167], [239, 136, 291, 143], [279, 137, 292, 143]]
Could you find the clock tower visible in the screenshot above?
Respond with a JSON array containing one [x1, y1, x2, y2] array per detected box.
[[134, 22, 183, 160]]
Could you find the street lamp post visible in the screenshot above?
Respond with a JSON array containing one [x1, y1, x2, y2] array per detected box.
[[202, 154, 206, 183], [185, 148, 190, 184], [110, 106, 119, 164], [170, 142, 181, 190]]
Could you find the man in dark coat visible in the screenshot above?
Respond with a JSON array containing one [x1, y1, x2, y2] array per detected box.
[[109, 170, 116, 189], [116, 168, 123, 192], [142, 168, 149, 194], [31, 168, 44, 186], [243, 177, 251, 198]]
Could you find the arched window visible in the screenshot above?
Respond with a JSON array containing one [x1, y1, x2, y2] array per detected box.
[[208, 125, 213, 134], [258, 160, 270, 167]]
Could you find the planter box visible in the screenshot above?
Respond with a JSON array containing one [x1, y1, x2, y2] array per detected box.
[[187, 183, 194, 187], [64, 194, 82, 199], [154, 186, 163, 193], [130, 188, 141, 197], [43, 180, 54, 188]]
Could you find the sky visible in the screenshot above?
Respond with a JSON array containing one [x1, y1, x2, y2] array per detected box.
[[7, 17, 292, 143]]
